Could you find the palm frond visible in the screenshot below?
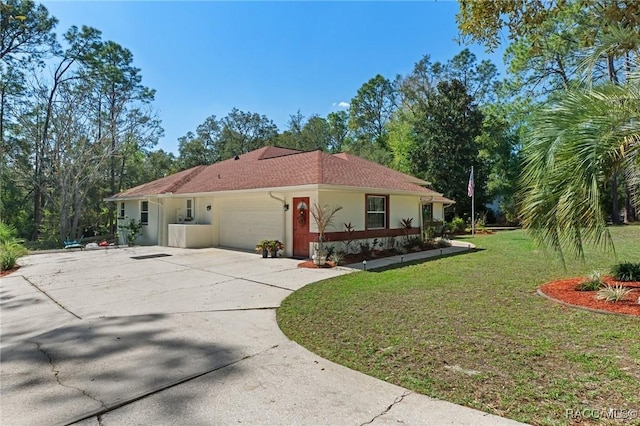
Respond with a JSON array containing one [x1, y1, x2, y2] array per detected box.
[[520, 81, 640, 262]]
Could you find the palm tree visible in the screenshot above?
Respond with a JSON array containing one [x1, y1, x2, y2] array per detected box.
[[520, 69, 640, 262]]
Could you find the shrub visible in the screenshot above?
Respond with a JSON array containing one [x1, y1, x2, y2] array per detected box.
[[403, 235, 422, 250], [595, 284, 633, 303], [576, 270, 605, 291], [118, 218, 143, 246], [381, 236, 397, 251], [450, 217, 466, 234], [1, 241, 28, 271], [359, 241, 371, 256], [330, 250, 345, 266], [611, 262, 640, 282], [342, 222, 356, 254], [435, 237, 451, 248], [0, 222, 28, 271]]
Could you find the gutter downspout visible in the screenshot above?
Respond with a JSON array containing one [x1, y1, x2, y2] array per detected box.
[[268, 192, 287, 256]]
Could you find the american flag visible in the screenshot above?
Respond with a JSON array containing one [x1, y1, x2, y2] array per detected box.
[[467, 167, 474, 198]]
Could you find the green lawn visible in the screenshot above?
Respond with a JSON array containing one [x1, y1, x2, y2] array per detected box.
[[277, 226, 640, 426]]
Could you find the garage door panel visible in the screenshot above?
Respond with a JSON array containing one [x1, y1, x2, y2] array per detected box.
[[218, 198, 283, 250]]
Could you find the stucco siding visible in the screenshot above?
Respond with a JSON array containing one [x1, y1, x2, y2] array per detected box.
[[389, 195, 421, 229], [317, 191, 363, 233]]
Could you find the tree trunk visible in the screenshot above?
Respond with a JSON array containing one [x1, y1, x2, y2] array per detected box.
[[611, 174, 620, 224], [624, 181, 637, 223]]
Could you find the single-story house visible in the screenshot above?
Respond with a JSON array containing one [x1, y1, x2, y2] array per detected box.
[[105, 146, 454, 258]]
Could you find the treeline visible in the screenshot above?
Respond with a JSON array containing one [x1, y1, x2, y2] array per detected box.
[[175, 50, 520, 224], [1, 0, 520, 245]]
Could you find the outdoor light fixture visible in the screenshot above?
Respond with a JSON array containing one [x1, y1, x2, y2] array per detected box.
[[206, 205, 212, 211], [284, 204, 289, 211], [362, 260, 367, 271]]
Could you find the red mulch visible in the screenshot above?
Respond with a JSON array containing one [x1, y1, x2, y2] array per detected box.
[[0, 266, 19, 277], [297, 260, 337, 269], [540, 276, 640, 316]]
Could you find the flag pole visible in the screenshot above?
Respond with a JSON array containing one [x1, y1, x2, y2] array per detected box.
[[470, 166, 475, 237]]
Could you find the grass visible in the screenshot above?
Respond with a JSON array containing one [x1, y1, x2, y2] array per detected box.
[[277, 226, 640, 426]]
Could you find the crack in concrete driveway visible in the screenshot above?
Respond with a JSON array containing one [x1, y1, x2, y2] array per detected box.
[[1, 247, 527, 426]]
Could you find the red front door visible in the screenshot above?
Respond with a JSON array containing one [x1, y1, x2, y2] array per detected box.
[[293, 197, 310, 258]]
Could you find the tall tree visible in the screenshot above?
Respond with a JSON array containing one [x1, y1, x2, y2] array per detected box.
[[83, 38, 160, 232], [218, 108, 278, 158], [0, 0, 56, 228], [176, 115, 221, 169], [348, 74, 396, 157], [326, 110, 351, 153], [0, 0, 56, 63], [410, 79, 484, 217]]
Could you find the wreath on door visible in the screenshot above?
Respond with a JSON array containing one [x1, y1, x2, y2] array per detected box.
[[296, 201, 308, 225], [297, 209, 306, 225]]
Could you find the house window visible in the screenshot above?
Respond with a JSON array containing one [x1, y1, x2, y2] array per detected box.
[[119, 202, 125, 219], [366, 195, 387, 229], [186, 199, 193, 220], [422, 203, 433, 223], [140, 201, 149, 225]]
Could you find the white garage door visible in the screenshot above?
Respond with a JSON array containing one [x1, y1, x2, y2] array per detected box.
[[218, 197, 284, 250]]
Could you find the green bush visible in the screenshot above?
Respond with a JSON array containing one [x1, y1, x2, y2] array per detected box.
[[0, 221, 28, 271], [611, 262, 640, 282], [576, 270, 605, 291], [118, 218, 143, 246], [450, 217, 466, 234], [1, 242, 28, 271]]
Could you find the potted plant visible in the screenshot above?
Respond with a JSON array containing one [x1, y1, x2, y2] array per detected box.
[[310, 202, 343, 265], [255, 240, 272, 258], [270, 240, 284, 258]]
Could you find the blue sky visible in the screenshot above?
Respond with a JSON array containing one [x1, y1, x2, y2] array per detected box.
[[42, 1, 505, 154]]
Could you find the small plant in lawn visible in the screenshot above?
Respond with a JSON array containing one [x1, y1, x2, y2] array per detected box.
[[595, 284, 633, 302], [611, 262, 640, 282], [576, 270, 605, 291]]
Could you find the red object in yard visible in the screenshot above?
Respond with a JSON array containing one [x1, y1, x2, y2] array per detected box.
[[99, 241, 109, 247]]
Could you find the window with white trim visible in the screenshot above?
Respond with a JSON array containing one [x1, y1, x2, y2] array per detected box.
[[119, 202, 125, 219], [366, 195, 387, 229], [140, 201, 149, 225]]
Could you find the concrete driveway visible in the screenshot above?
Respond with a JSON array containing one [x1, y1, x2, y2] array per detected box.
[[1, 246, 524, 425]]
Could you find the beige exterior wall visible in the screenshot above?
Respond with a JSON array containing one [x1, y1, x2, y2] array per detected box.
[[317, 191, 363, 233], [389, 195, 421, 230], [113, 189, 449, 255], [117, 199, 159, 246]]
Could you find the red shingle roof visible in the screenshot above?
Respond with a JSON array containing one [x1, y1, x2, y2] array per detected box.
[[108, 146, 454, 203]]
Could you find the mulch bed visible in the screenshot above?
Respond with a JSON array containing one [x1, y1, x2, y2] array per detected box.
[[540, 276, 640, 316], [0, 266, 19, 278], [298, 260, 337, 269]]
